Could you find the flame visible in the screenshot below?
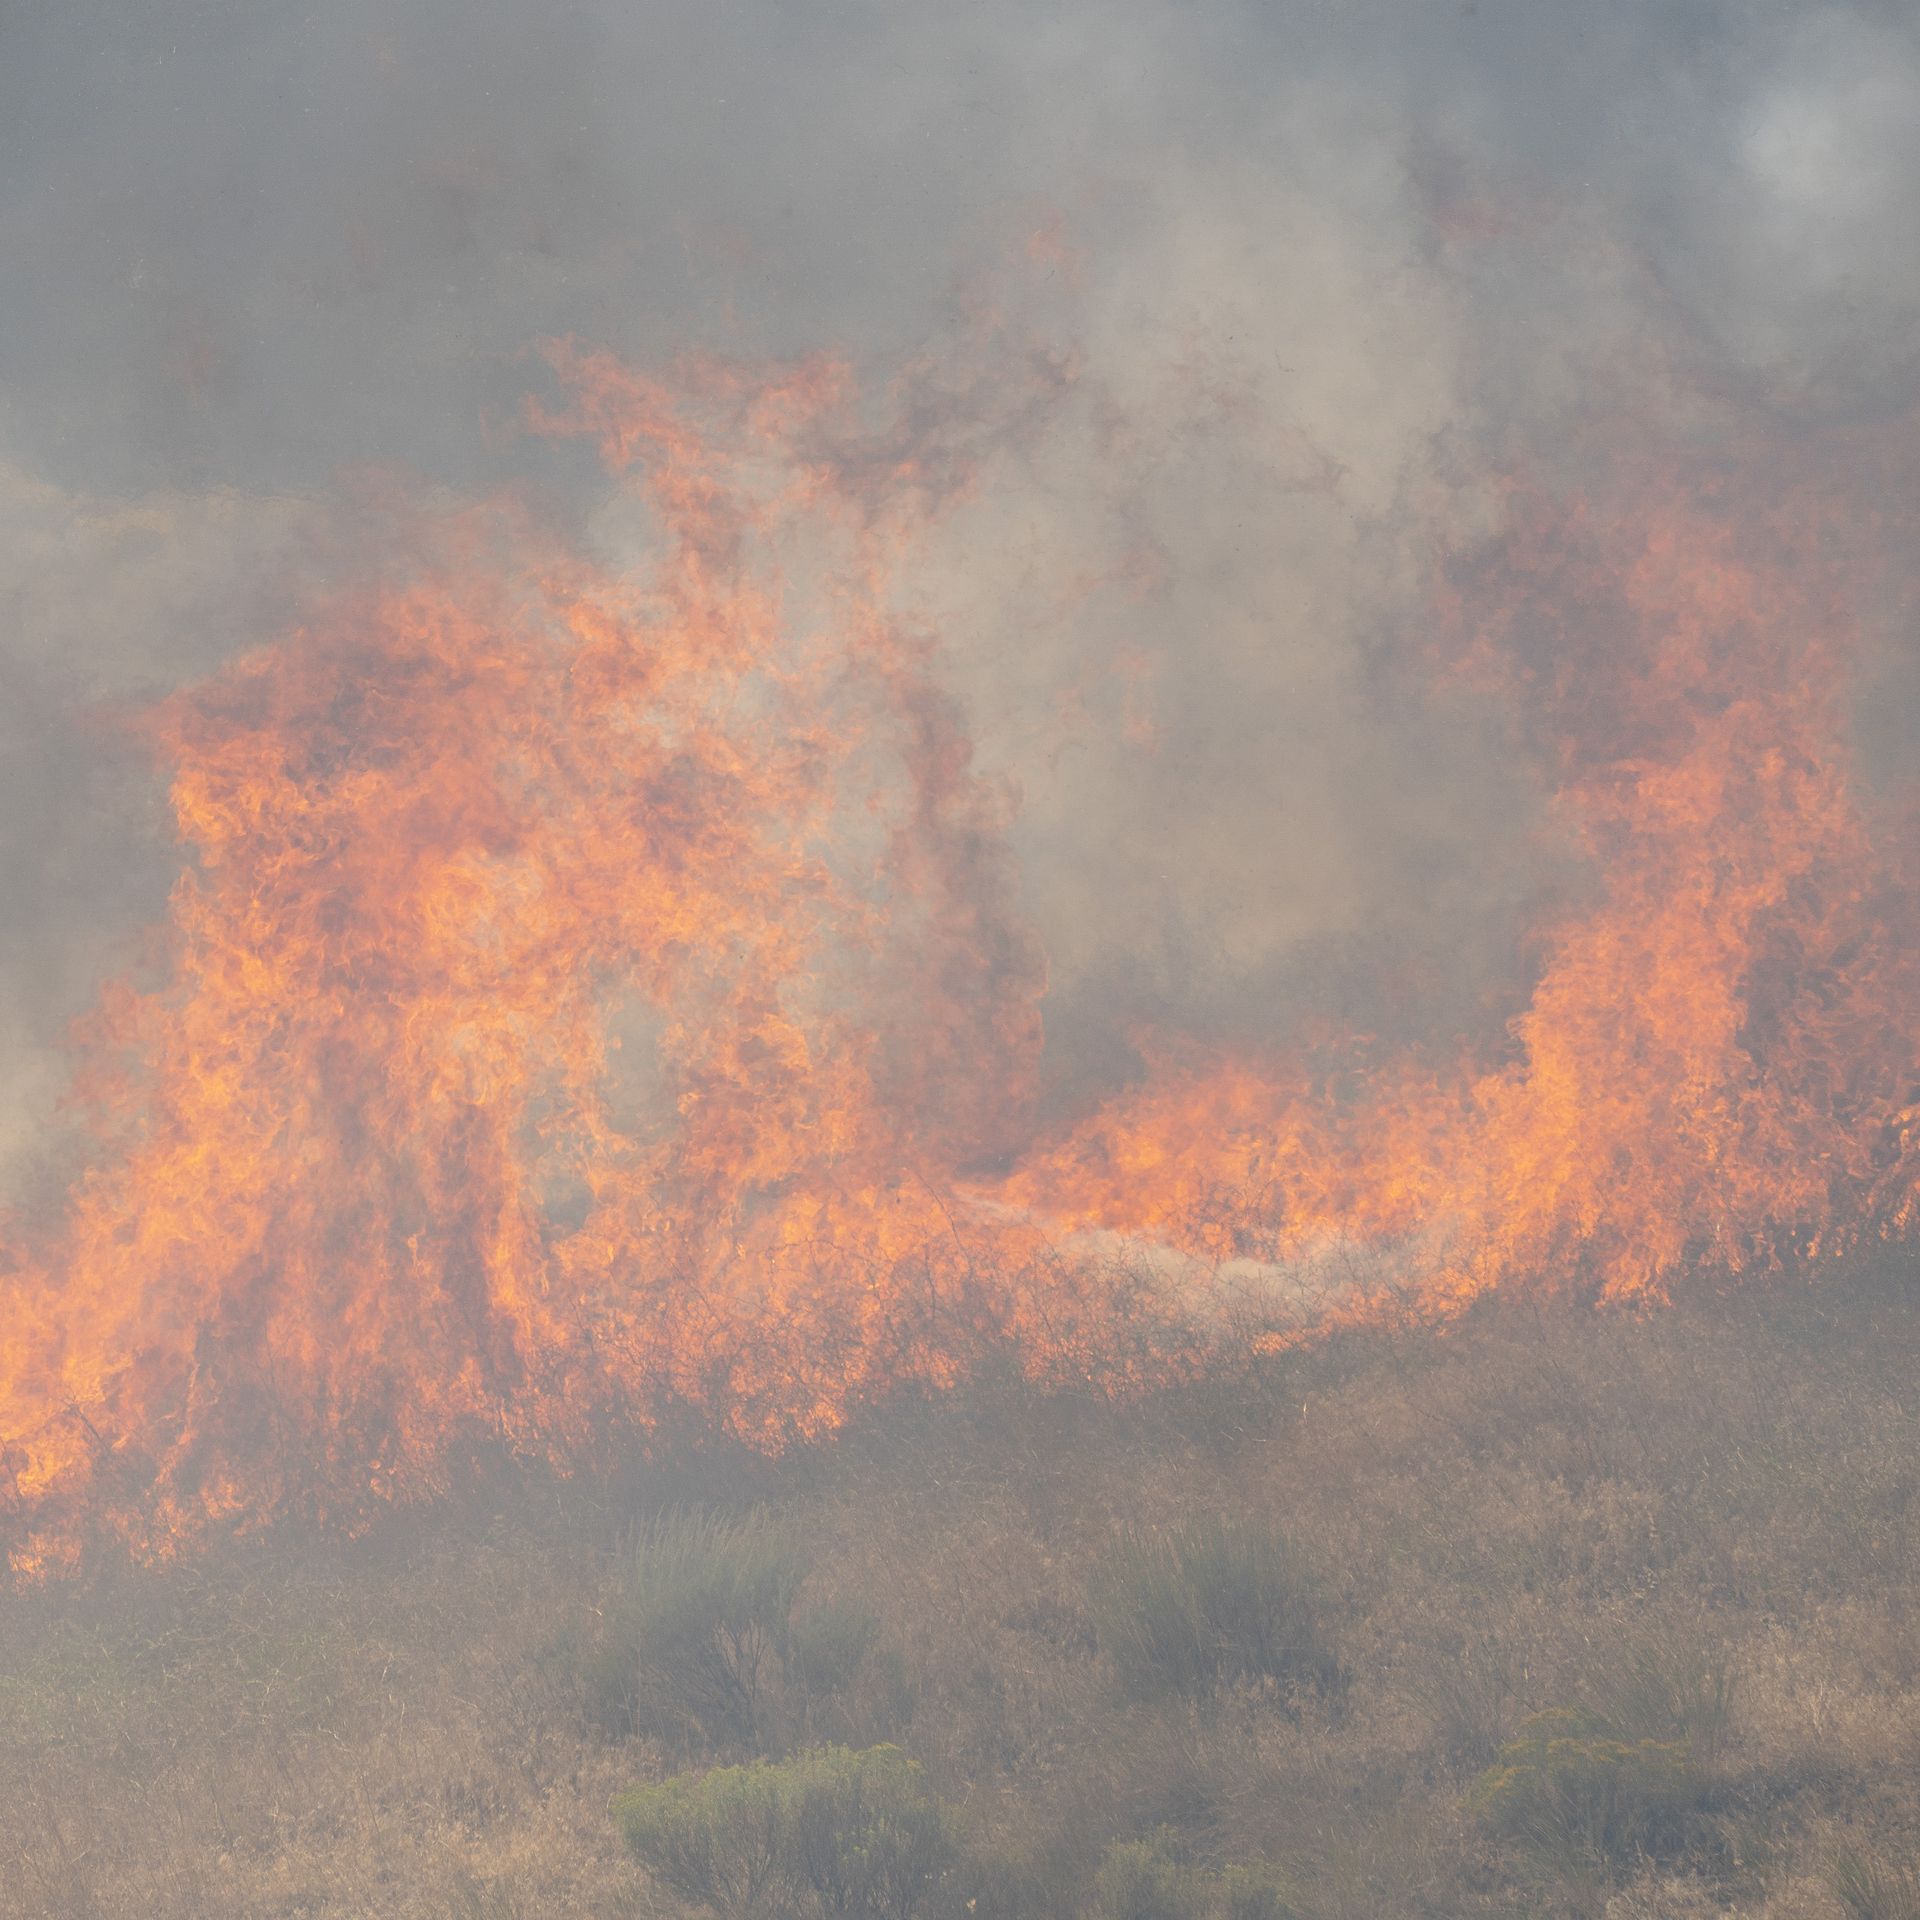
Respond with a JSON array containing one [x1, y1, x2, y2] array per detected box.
[[1011, 467, 1920, 1307], [1, 348, 1915, 1577]]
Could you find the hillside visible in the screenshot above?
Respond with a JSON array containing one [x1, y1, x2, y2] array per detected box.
[[5, 1256, 1920, 1919]]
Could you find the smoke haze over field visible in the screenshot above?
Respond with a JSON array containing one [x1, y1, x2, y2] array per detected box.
[[1, 4, 1918, 1205]]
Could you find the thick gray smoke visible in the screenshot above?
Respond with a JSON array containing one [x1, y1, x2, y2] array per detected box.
[[2, 0, 1917, 1164]]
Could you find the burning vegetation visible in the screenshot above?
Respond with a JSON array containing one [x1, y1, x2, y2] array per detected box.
[[0, 336, 1916, 1582]]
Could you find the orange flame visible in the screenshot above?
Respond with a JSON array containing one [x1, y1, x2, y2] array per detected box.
[[1, 348, 1914, 1578], [1012, 462, 1920, 1305]]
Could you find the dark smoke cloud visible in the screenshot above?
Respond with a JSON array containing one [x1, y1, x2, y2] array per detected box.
[[2, 0, 1917, 1155]]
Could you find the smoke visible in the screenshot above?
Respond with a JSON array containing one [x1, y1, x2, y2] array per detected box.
[[2, 0, 1917, 1164]]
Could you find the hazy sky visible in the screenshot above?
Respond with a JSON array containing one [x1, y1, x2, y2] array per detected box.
[[3, 0, 1917, 1161]]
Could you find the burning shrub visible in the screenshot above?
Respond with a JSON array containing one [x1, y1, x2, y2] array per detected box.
[[616, 1743, 955, 1919], [1468, 1707, 1708, 1878], [1092, 1518, 1339, 1705]]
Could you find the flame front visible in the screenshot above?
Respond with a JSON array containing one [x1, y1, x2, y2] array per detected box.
[[1013, 462, 1920, 1302], [2, 351, 1915, 1577]]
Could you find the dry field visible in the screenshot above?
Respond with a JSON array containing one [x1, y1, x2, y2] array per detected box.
[[5, 1256, 1920, 1919]]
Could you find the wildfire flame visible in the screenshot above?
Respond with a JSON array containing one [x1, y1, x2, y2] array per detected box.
[[1, 343, 1915, 1578]]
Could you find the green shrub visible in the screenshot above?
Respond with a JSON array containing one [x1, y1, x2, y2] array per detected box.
[[616, 1743, 954, 1919], [615, 1757, 787, 1917], [1468, 1706, 1705, 1877], [1092, 1519, 1338, 1704], [786, 1745, 953, 1917]]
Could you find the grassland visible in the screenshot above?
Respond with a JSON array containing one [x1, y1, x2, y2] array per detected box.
[[4, 1253, 1920, 1918]]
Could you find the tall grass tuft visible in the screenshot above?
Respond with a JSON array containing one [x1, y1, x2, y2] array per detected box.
[[1468, 1707, 1702, 1876], [586, 1507, 806, 1747], [1092, 1517, 1339, 1705], [1833, 1850, 1920, 1920]]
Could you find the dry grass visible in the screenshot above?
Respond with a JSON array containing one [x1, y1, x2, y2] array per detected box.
[[3, 1251, 1919, 1917]]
